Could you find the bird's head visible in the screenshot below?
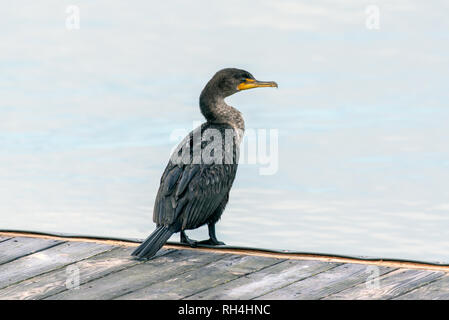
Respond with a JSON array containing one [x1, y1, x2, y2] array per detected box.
[[204, 68, 278, 98]]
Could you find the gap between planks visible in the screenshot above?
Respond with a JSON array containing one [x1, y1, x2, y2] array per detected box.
[[1, 231, 448, 273]]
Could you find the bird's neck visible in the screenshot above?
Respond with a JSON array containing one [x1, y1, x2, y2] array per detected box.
[[199, 92, 245, 132]]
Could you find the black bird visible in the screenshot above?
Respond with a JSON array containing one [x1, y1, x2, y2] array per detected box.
[[131, 68, 277, 259]]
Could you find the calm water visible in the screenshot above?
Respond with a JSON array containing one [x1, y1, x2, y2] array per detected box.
[[1, 1, 449, 263]]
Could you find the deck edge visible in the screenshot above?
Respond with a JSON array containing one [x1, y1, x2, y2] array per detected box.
[[1, 231, 448, 273]]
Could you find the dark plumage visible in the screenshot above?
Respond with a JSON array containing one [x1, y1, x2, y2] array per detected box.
[[131, 68, 277, 259]]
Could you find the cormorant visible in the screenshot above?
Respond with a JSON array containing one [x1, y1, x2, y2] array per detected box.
[[131, 68, 277, 259]]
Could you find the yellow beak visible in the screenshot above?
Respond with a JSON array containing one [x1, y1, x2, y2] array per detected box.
[[237, 78, 278, 91]]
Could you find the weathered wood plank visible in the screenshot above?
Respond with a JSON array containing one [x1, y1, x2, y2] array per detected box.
[[323, 268, 445, 300], [46, 249, 228, 300], [117, 254, 284, 300], [0, 237, 12, 243], [0, 241, 114, 289], [0, 246, 168, 300], [394, 274, 449, 300], [186, 259, 339, 300], [0, 234, 446, 300], [0, 237, 63, 265], [256, 263, 395, 300]]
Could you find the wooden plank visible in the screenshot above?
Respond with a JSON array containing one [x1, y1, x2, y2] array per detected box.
[[0, 241, 114, 290], [0, 246, 171, 300], [46, 249, 228, 300], [117, 254, 284, 300], [0, 237, 63, 265], [0, 237, 12, 243], [394, 274, 449, 300], [186, 259, 340, 300], [323, 268, 445, 300], [256, 263, 395, 300]]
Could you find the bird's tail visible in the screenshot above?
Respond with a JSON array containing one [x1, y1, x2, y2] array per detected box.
[[131, 226, 174, 259]]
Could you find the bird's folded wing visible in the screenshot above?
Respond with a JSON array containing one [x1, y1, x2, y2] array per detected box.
[[153, 162, 236, 229]]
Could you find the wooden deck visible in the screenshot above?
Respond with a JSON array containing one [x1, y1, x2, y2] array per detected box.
[[0, 232, 448, 300]]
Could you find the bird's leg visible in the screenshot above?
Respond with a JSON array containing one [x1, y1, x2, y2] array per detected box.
[[198, 223, 225, 246], [180, 230, 197, 248]]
